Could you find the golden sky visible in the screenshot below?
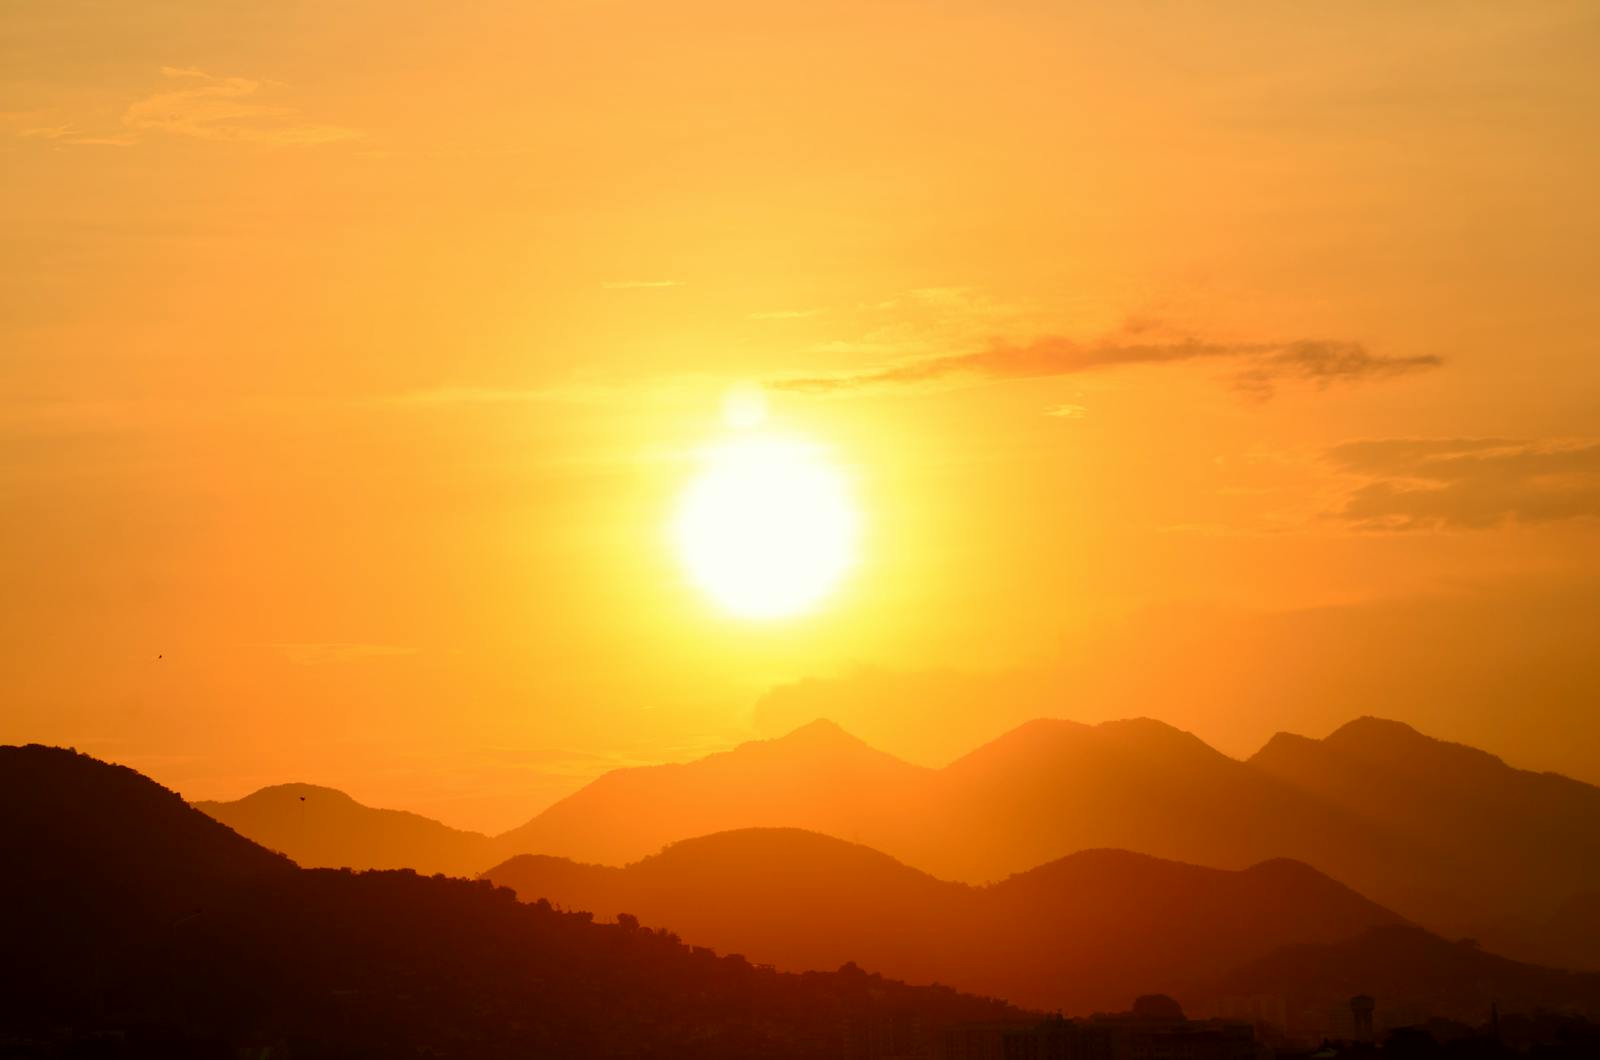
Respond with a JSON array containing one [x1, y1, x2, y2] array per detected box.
[[4, 1, 1598, 830]]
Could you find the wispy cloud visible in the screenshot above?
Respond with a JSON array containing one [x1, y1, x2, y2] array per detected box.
[[1328, 438, 1600, 530], [1046, 403, 1088, 419], [2, 111, 137, 146], [14, 122, 77, 140], [122, 67, 360, 145], [8, 68, 360, 147], [773, 333, 1440, 399], [600, 280, 683, 290]]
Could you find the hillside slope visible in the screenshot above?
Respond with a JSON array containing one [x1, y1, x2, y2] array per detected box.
[[2, 745, 1021, 1058]]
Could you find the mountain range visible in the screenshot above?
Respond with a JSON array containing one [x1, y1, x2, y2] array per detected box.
[[12, 740, 1600, 1049], [1, 744, 1021, 1057], [482, 827, 1407, 1015], [195, 715, 1600, 969]]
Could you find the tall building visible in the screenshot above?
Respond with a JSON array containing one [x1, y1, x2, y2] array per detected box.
[[1349, 995, 1376, 1043]]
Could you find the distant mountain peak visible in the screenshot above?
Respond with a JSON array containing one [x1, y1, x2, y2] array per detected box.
[[1322, 716, 1517, 772], [944, 716, 1230, 780], [1326, 715, 1426, 745], [1026, 846, 1195, 874], [1012, 716, 1094, 736], [1097, 716, 1185, 734], [1243, 856, 1337, 882], [211, 782, 362, 807], [1248, 730, 1318, 763], [1251, 718, 1438, 766], [982, 715, 1209, 749], [738, 718, 897, 761], [950, 716, 1089, 755], [1093, 717, 1220, 752], [193, 777, 490, 875], [646, 826, 921, 871], [773, 717, 857, 744]]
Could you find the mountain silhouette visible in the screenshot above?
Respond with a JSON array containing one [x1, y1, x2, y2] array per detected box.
[[490, 716, 1600, 969], [2, 745, 293, 934], [483, 716, 1402, 889], [1250, 716, 1600, 967], [2, 744, 1022, 1057], [907, 716, 1384, 882], [195, 782, 493, 876], [488, 718, 933, 867], [195, 715, 1600, 970], [483, 827, 1406, 1014]]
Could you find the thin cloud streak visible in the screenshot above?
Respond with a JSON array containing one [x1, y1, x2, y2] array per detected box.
[[122, 67, 361, 145], [7, 68, 361, 147], [773, 335, 1440, 398]]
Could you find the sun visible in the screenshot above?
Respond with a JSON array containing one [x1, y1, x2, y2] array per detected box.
[[673, 399, 859, 620]]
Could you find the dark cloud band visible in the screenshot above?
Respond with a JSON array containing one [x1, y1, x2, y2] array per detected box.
[[1329, 438, 1600, 529]]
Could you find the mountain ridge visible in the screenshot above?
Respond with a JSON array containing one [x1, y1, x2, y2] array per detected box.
[[196, 779, 493, 876], [3, 744, 1025, 1057], [485, 825, 1408, 1013], [194, 714, 1600, 969]]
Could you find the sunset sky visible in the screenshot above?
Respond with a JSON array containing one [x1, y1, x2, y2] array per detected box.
[[5, 1, 1598, 831]]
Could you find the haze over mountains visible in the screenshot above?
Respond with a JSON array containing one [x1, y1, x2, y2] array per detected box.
[[1250, 717, 1600, 960], [195, 715, 1600, 971], [483, 828, 1406, 1014], [13, 735, 1600, 1051], [195, 783, 493, 877]]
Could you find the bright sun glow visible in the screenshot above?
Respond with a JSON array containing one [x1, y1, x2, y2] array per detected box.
[[675, 433, 859, 620]]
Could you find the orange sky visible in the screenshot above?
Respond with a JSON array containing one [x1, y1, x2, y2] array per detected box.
[[4, 1, 1598, 830]]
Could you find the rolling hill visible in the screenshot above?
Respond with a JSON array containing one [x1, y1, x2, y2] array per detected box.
[[488, 718, 932, 867], [195, 715, 1600, 969], [491, 715, 1600, 969], [483, 827, 1407, 1014], [195, 782, 493, 876]]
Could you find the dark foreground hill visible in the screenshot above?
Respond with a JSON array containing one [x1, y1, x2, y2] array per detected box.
[[484, 828, 1406, 1014], [0, 745, 1019, 1058], [195, 782, 493, 876]]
